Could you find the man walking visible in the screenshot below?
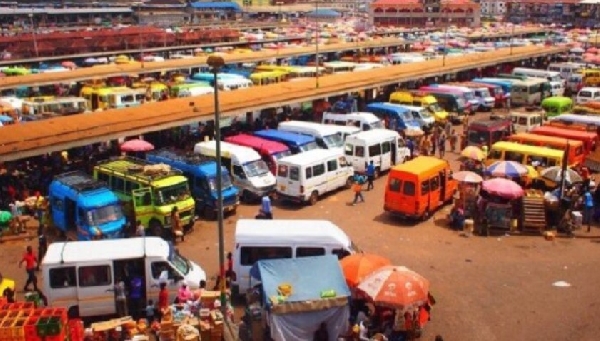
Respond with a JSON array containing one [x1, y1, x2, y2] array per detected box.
[[366, 161, 376, 191], [352, 175, 365, 205], [19, 246, 37, 292]]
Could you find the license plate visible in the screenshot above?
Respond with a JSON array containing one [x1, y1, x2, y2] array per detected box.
[[280, 185, 286, 191]]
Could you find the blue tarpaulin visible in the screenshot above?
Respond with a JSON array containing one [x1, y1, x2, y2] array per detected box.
[[306, 9, 341, 18], [190, 2, 242, 12], [251, 256, 350, 341]]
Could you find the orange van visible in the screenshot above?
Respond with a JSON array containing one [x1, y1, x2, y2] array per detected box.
[[507, 133, 585, 166], [384, 156, 458, 220]]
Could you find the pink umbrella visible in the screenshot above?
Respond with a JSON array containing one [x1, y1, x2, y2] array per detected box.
[[120, 139, 154, 152], [481, 178, 524, 199]]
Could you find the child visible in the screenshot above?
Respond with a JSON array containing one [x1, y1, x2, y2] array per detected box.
[[145, 299, 155, 324]]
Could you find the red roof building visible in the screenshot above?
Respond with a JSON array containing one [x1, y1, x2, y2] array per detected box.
[[505, 0, 588, 27], [369, 0, 480, 28]]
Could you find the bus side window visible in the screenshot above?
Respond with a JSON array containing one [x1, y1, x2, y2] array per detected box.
[[78, 265, 111, 287], [49, 267, 77, 288], [332, 248, 350, 260], [151, 261, 176, 280], [296, 247, 325, 258]]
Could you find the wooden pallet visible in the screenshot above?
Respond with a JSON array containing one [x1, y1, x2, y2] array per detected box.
[[522, 196, 546, 231]]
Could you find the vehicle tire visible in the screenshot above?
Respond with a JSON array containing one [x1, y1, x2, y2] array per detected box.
[[308, 191, 319, 206], [203, 206, 217, 221], [374, 167, 381, 179], [149, 219, 163, 238], [345, 177, 353, 189]]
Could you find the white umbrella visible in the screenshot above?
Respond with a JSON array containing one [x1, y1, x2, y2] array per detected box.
[[540, 166, 583, 184]]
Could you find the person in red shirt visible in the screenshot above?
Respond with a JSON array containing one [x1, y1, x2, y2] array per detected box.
[[157, 283, 169, 320], [19, 246, 37, 292]]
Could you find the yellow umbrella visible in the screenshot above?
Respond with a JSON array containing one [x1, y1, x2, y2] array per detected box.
[[460, 146, 484, 161]]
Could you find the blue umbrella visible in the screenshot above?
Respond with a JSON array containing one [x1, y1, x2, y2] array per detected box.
[[485, 161, 528, 178]]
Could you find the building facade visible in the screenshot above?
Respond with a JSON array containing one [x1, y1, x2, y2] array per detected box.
[[505, 0, 588, 27], [369, 0, 480, 28], [475, 0, 506, 17]]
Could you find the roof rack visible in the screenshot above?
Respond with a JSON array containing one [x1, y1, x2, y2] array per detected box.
[[148, 148, 215, 166], [54, 171, 107, 193], [96, 156, 183, 182]]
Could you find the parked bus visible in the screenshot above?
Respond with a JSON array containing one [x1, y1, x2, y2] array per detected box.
[[547, 62, 584, 80], [508, 77, 551, 106], [419, 86, 473, 118], [81, 86, 129, 111], [344, 129, 409, 175], [388, 91, 448, 123], [472, 78, 513, 99], [254, 129, 320, 154], [93, 156, 196, 237], [22, 97, 88, 116], [384, 156, 457, 220], [541, 97, 573, 118], [507, 133, 585, 166], [225, 134, 291, 175], [364, 103, 422, 132], [581, 69, 600, 87], [486, 141, 564, 170], [322, 112, 386, 131], [105, 87, 147, 109], [146, 150, 239, 219], [466, 118, 512, 148], [323, 61, 357, 73], [169, 82, 213, 98], [48, 172, 126, 240], [278, 121, 345, 149], [550, 113, 600, 130], [250, 71, 287, 86], [449, 82, 498, 110], [429, 84, 481, 112], [530, 125, 598, 154], [512, 67, 562, 83]]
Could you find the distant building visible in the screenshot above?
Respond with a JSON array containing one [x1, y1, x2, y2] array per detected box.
[[369, 0, 481, 28], [475, 0, 506, 17], [505, 0, 589, 27]]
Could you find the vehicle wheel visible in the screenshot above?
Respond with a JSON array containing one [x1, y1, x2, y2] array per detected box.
[[203, 206, 217, 220], [149, 219, 163, 238], [345, 177, 353, 189], [374, 167, 381, 179], [308, 191, 319, 206]]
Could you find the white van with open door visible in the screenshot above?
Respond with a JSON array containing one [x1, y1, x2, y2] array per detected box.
[[276, 149, 354, 205], [344, 129, 409, 176], [231, 219, 359, 297], [42, 237, 206, 318]]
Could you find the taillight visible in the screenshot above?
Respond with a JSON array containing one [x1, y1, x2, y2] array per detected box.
[[300, 186, 304, 194]]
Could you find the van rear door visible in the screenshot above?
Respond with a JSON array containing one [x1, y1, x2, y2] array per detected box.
[[278, 163, 302, 198], [76, 263, 115, 317]]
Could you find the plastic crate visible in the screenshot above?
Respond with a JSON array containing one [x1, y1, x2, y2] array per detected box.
[[19, 310, 32, 319], [0, 311, 8, 319], [21, 303, 34, 310], [40, 310, 53, 317], [0, 319, 14, 339], [51, 309, 67, 325], [23, 317, 39, 341], [7, 311, 20, 319], [11, 318, 26, 339], [30, 310, 43, 318], [8, 303, 24, 311], [67, 320, 84, 341], [45, 325, 66, 341]]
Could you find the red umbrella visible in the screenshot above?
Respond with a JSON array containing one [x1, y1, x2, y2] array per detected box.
[[481, 178, 524, 199], [357, 266, 430, 310], [120, 139, 154, 152]]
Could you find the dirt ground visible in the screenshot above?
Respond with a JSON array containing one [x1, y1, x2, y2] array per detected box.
[[2, 113, 600, 341]]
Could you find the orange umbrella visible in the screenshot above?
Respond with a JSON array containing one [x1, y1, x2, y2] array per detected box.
[[340, 253, 391, 287], [357, 266, 430, 310]]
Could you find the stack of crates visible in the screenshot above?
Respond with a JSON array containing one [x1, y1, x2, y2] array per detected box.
[[0, 303, 67, 341], [67, 320, 83, 341]]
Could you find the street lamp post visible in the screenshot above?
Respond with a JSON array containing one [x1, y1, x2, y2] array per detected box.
[[28, 12, 39, 58], [276, 1, 283, 58], [206, 55, 227, 315], [442, 18, 451, 67], [509, 23, 515, 55], [315, 0, 320, 89]]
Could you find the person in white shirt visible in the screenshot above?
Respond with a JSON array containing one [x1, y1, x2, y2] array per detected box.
[[136, 220, 145, 237], [359, 319, 370, 341]]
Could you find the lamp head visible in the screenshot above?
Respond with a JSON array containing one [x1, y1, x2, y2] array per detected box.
[[206, 56, 225, 72]]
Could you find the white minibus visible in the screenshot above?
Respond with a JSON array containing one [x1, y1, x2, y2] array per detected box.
[[549, 81, 565, 97], [547, 62, 584, 80], [218, 78, 252, 91], [322, 112, 385, 131], [42, 237, 206, 317], [326, 125, 361, 141], [231, 219, 358, 296], [512, 67, 563, 83], [276, 149, 354, 205], [278, 121, 345, 149], [344, 129, 409, 176], [195, 140, 276, 200], [576, 87, 600, 104]]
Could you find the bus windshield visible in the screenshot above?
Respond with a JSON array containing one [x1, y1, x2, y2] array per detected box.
[[479, 89, 491, 98], [208, 173, 234, 191], [468, 130, 489, 145], [272, 150, 292, 161], [243, 160, 270, 177], [463, 92, 475, 101], [170, 251, 190, 275], [300, 141, 320, 152], [371, 121, 385, 129], [154, 182, 191, 206], [323, 133, 344, 148], [87, 204, 123, 226]]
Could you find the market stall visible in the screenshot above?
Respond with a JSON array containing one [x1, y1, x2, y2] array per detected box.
[[248, 255, 351, 341]]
